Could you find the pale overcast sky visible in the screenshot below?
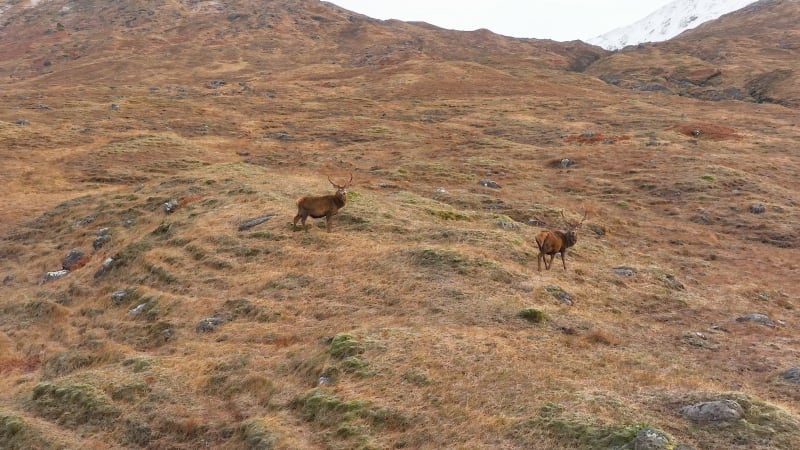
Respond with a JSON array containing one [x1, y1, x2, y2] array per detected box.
[[329, 0, 673, 41]]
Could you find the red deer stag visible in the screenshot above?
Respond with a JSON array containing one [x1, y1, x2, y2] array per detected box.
[[534, 210, 588, 271], [293, 174, 353, 232]]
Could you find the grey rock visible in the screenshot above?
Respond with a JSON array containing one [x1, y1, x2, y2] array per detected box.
[[681, 331, 719, 350], [679, 399, 744, 424], [163, 199, 179, 213], [560, 158, 573, 168], [782, 367, 800, 383], [110, 103, 120, 111], [612, 266, 636, 277], [3, 274, 16, 285], [207, 79, 227, 89], [128, 303, 147, 316], [622, 427, 673, 450], [62, 249, 86, 270], [76, 214, 96, 226], [527, 217, 547, 227], [93, 234, 112, 250], [238, 213, 276, 231], [496, 219, 519, 231], [93, 257, 116, 279], [111, 288, 135, 306], [44, 269, 69, 282], [545, 285, 574, 306], [196, 317, 227, 333], [664, 274, 685, 290], [478, 179, 501, 189], [736, 313, 776, 327], [16, 118, 29, 125], [750, 203, 766, 214]]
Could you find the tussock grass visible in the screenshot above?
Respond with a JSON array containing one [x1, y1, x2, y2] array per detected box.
[[1, 12, 798, 449]]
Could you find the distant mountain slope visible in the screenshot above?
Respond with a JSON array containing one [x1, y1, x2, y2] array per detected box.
[[585, 0, 799, 107], [588, 0, 756, 50]]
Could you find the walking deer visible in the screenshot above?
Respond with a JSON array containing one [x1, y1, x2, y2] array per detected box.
[[534, 210, 588, 271], [293, 174, 352, 232]]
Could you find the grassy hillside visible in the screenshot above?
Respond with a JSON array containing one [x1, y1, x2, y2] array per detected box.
[[1, 0, 799, 449]]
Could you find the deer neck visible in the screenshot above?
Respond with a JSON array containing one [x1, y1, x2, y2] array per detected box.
[[558, 230, 577, 248], [333, 194, 346, 208]]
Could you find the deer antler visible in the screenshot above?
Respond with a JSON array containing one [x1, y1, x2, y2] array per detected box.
[[328, 176, 337, 188], [346, 172, 353, 187]]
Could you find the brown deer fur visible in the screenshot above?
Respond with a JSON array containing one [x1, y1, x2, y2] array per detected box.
[[534, 210, 587, 271], [293, 174, 352, 232]]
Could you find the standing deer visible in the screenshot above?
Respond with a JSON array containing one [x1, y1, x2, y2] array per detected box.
[[534, 210, 588, 271], [293, 174, 353, 232]]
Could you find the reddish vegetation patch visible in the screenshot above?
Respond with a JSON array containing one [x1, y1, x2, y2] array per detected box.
[[668, 123, 739, 140], [0, 356, 42, 374], [564, 132, 631, 145]]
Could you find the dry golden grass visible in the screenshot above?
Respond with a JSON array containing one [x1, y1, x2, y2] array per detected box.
[[1, 0, 799, 449]]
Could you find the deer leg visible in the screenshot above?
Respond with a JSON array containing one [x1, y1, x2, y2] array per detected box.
[[560, 251, 567, 270], [546, 254, 555, 270], [537, 253, 543, 271], [293, 214, 301, 230], [325, 214, 332, 232]]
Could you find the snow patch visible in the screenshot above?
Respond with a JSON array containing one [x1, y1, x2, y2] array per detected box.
[[588, 0, 757, 50]]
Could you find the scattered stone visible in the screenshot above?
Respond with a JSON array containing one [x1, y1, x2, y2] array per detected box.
[[62, 249, 89, 271], [559, 158, 574, 168], [196, 317, 227, 333], [496, 218, 519, 231], [782, 367, 800, 383], [94, 257, 116, 279], [663, 274, 685, 290], [238, 213, 277, 231], [128, 303, 147, 316], [527, 217, 547, 227], [123, 218, 135, 228], [76, 214, 96, 226], [611, 266, 636, 277], [93, 233, 112, 251], [623, 427, 674, 450], [679, 399, 744, 424], [478, 180, 501, 189], [110, 103, 120, 111], [377, 182, 397, 189], [3, 274, 15, 285], [749, 203, 766, 214], [16, 118, 29, 125], [317, 375, 331, 386], [681, 331, 719, 350], [587, 223, 606, 236], [161, 328, 174, 340], [111, 288, 136, 306], [44, 269, 69, 282], [163, 199, 179, 213], [736, 313, 776, 327], [207, 79, 227, 88], [545, 285, 574, 306], [237, 150, 250, 156]]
